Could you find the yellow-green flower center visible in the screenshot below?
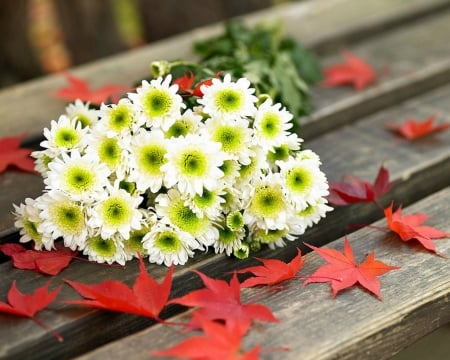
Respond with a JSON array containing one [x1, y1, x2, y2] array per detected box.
[[143, 89, 173, 118], [64, 166, 96, 195], [101, 197, 132, 227], [168, 199, 207, 235], [249, 185, 286, 218], [166, 119, 190, 138], [260, 112, 281, 139], [50, 202, 84, 235], [98, 138, 121, 167], [154, 230, 182, 252], [178, 150, 207, 177], [90, 236, 117, 257], [54, 127, 80, 148], [138, 144, 167, 175], [109, 104, 133, 131], [212, 125, 242, 153], [267, 144, 290, 162], [286, 167, 312, 194], [215, 89, 243, 113]]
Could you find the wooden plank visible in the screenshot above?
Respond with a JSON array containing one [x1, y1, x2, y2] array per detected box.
[[75, 187, 450, 360], [1, 78, 449, 359]]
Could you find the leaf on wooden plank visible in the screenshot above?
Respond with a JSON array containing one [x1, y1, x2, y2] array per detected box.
[[303, 238, 399, 300], [385, 115, 450, 140], [0, 134, 36, 175]]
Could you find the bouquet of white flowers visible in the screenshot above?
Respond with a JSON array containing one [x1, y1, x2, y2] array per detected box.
[[14, 72, 331, 266]]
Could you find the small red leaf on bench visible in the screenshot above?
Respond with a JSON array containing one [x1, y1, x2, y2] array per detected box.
[[384, 202, 449, 254], [235, 248, 304, 287], [0, 281, 62, 341], [304, 237, 399, 300], [328, 165, 395, 206], [321, 50, 376, 90], [385, 115, 450, 140], [0, 134, 36, 175]]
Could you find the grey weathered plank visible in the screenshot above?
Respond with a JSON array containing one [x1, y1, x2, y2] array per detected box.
[[76, 187, 450, 360], [1, 78, 449, 359]]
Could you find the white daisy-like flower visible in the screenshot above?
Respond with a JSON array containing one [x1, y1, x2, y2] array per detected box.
[[36, 190, 89, 250], [162, 134, 226, 196], [220, 186, 244, 214], [251, 227, 290, 250], [213, 220, 245, 256], [143, 222, 200, 266], [253, 99, 294, 150], [155, 188, 219, 247], [203, 116, 254, 164], [128, 128, 169, 193], [297, 198, 333, 228], [184, 187, 226, 220], [243, 172, 295, 231], [122, 209, 157, 258], [198, 74, 257, 120], [97, 99, 143, 137], [267, 133, 303, 167], [235, 145, 267, 193], [129, 75, 185, 131], [65, 99, 98, 128], [89, 185, 143, 240], [219, 160, 241, 187], [82, 234, 129, 265], [40, 115, 88, 156], [31, 150, 53, 178], [45, 149, 111, 202], [165, 109, 203, 138], [13, 198, 44, 248], [278, 153, 329, 211]]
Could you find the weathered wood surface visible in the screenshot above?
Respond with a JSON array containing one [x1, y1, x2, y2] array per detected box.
[[0, 0, 450, 359]]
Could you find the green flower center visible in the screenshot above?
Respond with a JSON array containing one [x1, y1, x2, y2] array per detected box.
[[166, 119, 190, 138], [226, 211, 244, 231], [213, 125, 242, 152], [220, 160, 235, 177], [23, 218, 42, 243], [286, 167, 312, 194], [125, 228, 148, 253], [74, 114, 92, 128], [154, 230, 182, 252], [119, 180, 136, 194], [109, 104, 133, 132], [255, 228, 288, 244], [250, 185, 286, 217], [260, 112, 281, 139], [267, 144, 290, 163], [143, 89, 173, 118], [298, 204, 314, 216], [233, 243, 249, 259], [178, 150, 207, 177], [98, 138, 121, 167], [101, 197, 132, 227], [168, 199, 207, 235], [64, 165, 96, 194], [50, 202, 84, 235], [193, 189, 215, 208], [89, 236, 117, 257], [218, 226, 236, 245], [54, 127, 80, 148], [138, 144, 167, 175], [239, 156, 256, 179], [214, 89, 243, 113]]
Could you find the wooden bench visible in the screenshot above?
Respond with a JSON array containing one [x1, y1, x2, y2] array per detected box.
[[1, 0, 449, 359]]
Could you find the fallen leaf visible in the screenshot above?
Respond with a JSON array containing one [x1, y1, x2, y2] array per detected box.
[[0, 134, 36, 175], [0, 281, 62, 341], [385, 115, 450, 140], [0, 243, 77, 275], [152, 315, 261, 360], [173, 72, 195, 94], [384, 202, 449, 253], [328, 166, 395, 206], [303, 238, 399, 299], [169, 271, 278, 334], [53, 72, 130, 105], [322, 50, 376, 90], [65, 256, 173, 320], [236, 249, 304, 287]]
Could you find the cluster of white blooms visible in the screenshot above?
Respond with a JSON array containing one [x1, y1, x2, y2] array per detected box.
[[14, 74, 332, 266]]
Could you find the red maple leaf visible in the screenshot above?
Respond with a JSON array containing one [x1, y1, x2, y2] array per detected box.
[[152, 315, 261, 360], [385, 115, 450, 140], [0, 134, 36, 175], [64, 256, 173, 320], [303, 238, 399, 299], [173, 72, 195, 93], [0, 243, 77, 275], [235, 249, 304, 287], [0, 281, 62, 341], [384, 203, 449, 254], [328, 165, 395, 206], [322, 50, 376, 90], [169, 271, 278, 334], [53, 72, 131, 105]]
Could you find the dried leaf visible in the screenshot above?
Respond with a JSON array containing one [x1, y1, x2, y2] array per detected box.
[[385, 115, 450, 140]]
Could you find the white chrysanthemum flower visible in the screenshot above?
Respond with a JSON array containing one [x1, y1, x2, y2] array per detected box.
[[165, 109, 203, 138], [267, 133, 303, 167], [45, 150, 111, 202], [89, 185, 143, 240], [203, 116, 254, 164], [297, 198, 333, 228], [31, 150, 53, 178], [219, 160, 241, 187], [251, 227, 290, 250], [13, 198, 44, 248], [128, 128, 169, 193], [213, 221, 245, 256], [278, 153, 329, 210], [40, 115, 88, 156], [65, 99, 98, 128], [235, 145, 267, 193], [198, 74, 257, 120], [143, 222, 200, 266], [82, 235, 129, 265], [243, 172, 295, 231], [122, 209, 157, 258], [129, 75, 185, 131], [220, 186, 244, 214], [97, 99, 142, 137], [36, 190, 89, 250], [184, 187, 226, 220], [162, 134, 226, 196], [254, 99, 294, 150], [155, 189, 219, 247]]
